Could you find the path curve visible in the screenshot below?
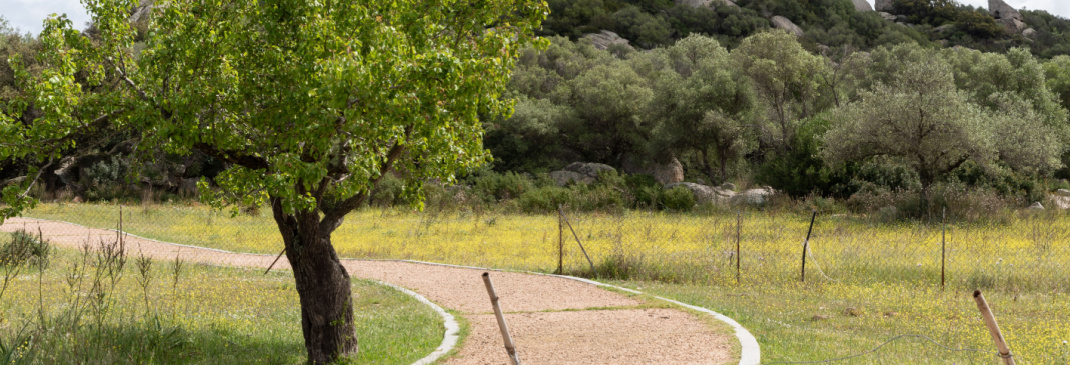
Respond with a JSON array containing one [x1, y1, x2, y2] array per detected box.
[[1, 217, 756, 364]]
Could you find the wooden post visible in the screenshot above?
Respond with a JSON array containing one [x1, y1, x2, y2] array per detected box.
[[800, 210, 816, 283], [264, 247, 287, 275], [558, 206, 597, 277], [557, 205, 564, 275], [973, 290, 1015, 365], [483, 272, 521, 365], [736, 210, 741, 284], [941, 206, 946, 288]]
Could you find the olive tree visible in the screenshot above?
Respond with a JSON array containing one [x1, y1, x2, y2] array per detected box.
[[731, 30, 826, 154], [0, 0, 545, 362], [648, 35, 755, 184], [822, 44, 1062, 205]]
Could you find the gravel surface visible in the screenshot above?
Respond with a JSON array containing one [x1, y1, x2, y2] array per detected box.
[[1, 217, 736, 364]]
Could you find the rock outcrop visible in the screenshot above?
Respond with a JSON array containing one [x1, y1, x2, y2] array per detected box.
[[989, 0, 1026, 33], [852, 0, 872, 12], [549, 171, 594, 186], [988, 0, 1022, 21], [878, 12, 896, 21], [771, 16, 804, 37], [564, 162, 615, 178], [875, 0, 894, 12], [620, 156, 684, 185], [549, 162, 616, 186], [582, 30, 633, 51], [653, 159, 685, 185], [129, 0, 155, 22], [731, 187, 776, 205], [665, 182, 736, 204]]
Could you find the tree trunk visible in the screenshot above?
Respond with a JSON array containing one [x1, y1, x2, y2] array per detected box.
[[272, 198, 358, 364], [701, 149, 717, 185]]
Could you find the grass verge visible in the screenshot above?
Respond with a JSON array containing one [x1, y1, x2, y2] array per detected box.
[[0, 232, 442, 364]]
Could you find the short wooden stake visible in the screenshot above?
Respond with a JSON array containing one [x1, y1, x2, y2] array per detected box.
[[264, 247, 286, 275], [800, 210, 816, 283], [557, 205, 564, 275], [735, 210, 741, 284], [558, 206, 596, 277], [973, 290, 1015, 365], [941, 207, 946, 288], [483, 272, 520, 365]]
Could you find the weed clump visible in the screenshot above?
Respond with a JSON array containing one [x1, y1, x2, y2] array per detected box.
[[0, 230, 52, 269]]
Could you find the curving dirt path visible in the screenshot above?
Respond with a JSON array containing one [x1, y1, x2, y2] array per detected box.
[[1, 217, 738, 364]]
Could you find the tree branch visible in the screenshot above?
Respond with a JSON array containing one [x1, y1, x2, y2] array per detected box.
[[192, 142, 269, 170]]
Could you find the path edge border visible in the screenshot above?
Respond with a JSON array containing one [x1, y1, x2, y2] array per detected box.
[[390, 259, 761, 365], [14, 216, 760, 365]]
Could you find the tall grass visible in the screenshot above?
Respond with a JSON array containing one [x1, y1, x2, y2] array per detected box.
[[0, 229, 442, 364]]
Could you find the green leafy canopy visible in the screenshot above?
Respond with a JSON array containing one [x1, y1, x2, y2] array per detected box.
[[1, 0, 548, 218]]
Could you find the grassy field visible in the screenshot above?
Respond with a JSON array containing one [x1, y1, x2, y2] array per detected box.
[[22, 202, 1070, 363], [0, 231, 443, 364]]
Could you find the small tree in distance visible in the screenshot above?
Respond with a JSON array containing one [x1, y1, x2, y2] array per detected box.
[[822, 44, 1063, 209], [0, 0, 546, 363]]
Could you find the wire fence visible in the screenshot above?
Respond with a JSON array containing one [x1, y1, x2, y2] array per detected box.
[[8, 202, 1070, 293], [5, 202, 1070, 362]]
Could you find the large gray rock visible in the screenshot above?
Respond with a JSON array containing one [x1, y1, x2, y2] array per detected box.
[[1050, 195, 1070, 209], [665, 182, 736, 204], [1022, 28, 1036, 37], [582, 30, 633, 51], [997, 17, 1027, 33], [549, 171, 595, 186], [875, 0, 894, 12], [563, 162, 616, 179], [653, 158, 685, 185], [989, 0, 1022, 21], [1056, 188, 1070, 196], [771, 16, 804, 37], [129, 0, 155, 22], [878, 12, 896, 21], [1028, 201, 1045, 210], [852, 0, 872, 12], [732, 187, 776, 205]]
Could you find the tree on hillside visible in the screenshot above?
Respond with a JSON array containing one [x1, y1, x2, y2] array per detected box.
[[822, 44, 1062, 206], [0, 0, 545, 362], [648, 35, 756, 183], [731, 30, 827, 155]]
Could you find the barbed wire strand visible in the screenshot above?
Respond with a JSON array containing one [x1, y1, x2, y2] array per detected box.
[[766, 334, 996, 364]]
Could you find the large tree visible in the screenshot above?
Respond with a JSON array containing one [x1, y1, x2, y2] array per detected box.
[[731, 30, 827, 155], [0, 0, 545, 362], [822, 44, 1062, 205], [648, 35, 756, 184]]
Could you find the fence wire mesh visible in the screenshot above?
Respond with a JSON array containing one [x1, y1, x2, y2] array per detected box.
[[4, 202, 1070, 362]]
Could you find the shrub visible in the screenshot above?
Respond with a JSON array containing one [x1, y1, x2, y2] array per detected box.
[[469, 171, 536, 203], [661, 186, 695, 211], [0, 230, 52, 269], [623, 174, 660, 208], [518, 185, 573, 213], [571, 185, 625, 213]]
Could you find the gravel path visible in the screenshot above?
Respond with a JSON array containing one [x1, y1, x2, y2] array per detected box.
[[1, 217, 736, 364]]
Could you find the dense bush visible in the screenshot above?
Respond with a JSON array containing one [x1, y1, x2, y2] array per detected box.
[[660, 186, 695, 211]]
